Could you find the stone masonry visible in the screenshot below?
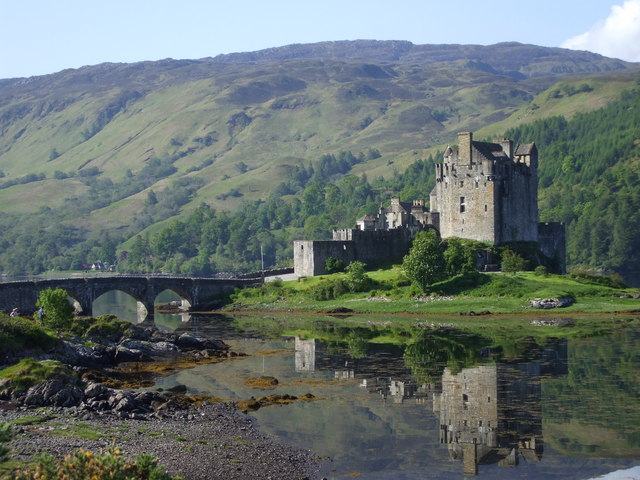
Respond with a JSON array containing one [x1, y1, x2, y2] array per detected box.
[[294, 131, 565, 277]]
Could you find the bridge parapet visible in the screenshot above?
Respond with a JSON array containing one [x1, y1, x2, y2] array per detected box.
[[0, 275, 260, 319]]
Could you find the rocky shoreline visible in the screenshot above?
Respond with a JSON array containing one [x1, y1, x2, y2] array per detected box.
[[1, 402, 318, 480], [0, 319, 320, 479]]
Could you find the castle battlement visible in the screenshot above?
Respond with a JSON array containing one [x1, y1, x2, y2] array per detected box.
[[293, 131, 565, 277]]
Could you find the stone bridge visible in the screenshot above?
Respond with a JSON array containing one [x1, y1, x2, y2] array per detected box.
[[0, 275, 261, 319]]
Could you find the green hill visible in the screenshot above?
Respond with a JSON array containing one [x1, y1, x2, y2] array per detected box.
[[0, 40, 639, 277]]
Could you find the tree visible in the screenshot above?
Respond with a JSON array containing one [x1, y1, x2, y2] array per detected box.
[[402, 229, 446, 291], [443, 238, 476, 277], [345, 261, 371, 292], [501, 249, 528, 274], [36, 288, 74, 330]]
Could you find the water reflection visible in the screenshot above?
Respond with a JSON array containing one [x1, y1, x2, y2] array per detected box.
[[89, 306, 640, 479], [434, 339, 567, 475], [291, 328, 572, 476]]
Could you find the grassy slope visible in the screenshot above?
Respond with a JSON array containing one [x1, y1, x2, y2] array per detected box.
[[226, 268, 640, 315], [2, 59, 635, 232]]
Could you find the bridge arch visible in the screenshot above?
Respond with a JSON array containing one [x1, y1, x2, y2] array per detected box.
[[0, 275, 260, 320]]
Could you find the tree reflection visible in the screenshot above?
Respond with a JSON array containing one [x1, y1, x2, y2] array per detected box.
[[403, 329, 490, 382]]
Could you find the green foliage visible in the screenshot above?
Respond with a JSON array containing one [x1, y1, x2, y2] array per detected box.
[[0, 422, 11, 464], [307, 278, 349, 301], [402, 230, 447, 292], [2, 448, 175, 480], [0, 358, 76, 393], [345, 261, 372, 292], [324, 256, 344, 274], [534, 265, 549, 276], [36, 288, 74, 330], [501, 249, 528, 274], [443, 237, 476, 277], [0, 315, 58, 353], [570, 269, 627, 288], [81, 316, 132, 342], [403, 329, 487, 382], [507, 88, 640, 275]]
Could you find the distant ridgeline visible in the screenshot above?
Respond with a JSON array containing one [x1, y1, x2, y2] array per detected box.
[[294, 132, 565, 276]]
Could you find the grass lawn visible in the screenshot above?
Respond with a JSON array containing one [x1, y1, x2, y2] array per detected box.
[[227, 268, 640, 315]]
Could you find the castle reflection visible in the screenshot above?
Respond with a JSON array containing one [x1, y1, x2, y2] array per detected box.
[[294, 334, 567, 476]]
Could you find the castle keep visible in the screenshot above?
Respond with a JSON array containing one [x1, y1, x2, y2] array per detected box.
[[294, 132, 565, 277]]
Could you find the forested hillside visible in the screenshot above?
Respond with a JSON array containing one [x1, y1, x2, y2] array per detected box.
[[506, 87, 640, 279], [0, 41, 638, 278]]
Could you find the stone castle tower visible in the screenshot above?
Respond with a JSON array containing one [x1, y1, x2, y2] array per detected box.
[[430, 132, 539, 244], [293, 131, 565, 277]]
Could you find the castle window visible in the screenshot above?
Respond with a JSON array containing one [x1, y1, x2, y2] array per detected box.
[[475, 180, 479, 188], [460, 197, 466, 213], [459, 181, 464, 187], [484, 205, 488, 212]]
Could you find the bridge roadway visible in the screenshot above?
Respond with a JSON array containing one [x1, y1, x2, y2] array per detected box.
[[0, 274, 261, 319]]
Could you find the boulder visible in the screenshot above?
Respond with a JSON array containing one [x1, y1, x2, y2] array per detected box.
[[24, 379, 83, 407], [529, 297, 574, 309]]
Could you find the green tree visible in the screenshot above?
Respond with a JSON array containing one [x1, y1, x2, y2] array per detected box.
[[36, 288, 74, 330], [443, 237, 475, 277], [345, 261, 371, 292], [402, 229, 446, 291], [501, 249, 528, 274]]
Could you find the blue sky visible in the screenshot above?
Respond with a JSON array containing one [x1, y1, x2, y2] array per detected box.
[[1, 0, 639, 79]]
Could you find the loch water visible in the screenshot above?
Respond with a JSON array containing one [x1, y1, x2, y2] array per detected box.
[[93, 293, 640, 480]]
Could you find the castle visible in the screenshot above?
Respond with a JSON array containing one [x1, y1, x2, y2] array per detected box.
[[294, 132, 565, 276]]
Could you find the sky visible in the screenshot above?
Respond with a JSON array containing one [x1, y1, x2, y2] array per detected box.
[[1, 0, 639, 79]]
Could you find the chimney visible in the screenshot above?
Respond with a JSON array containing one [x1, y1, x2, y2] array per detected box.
[[498, 138, 513, 159], [458, 132, 472, 164]]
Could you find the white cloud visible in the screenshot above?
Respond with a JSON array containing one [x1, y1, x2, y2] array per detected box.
[[561, 0, 640, 62]]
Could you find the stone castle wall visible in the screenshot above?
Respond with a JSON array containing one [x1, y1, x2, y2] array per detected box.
[[538, 222, 566, 273], [294, 228, 416, 277]]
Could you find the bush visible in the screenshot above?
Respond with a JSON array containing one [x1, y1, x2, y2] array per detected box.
[[534, 265, 549, 276], [0, 315, 59, 353], [500, 249, 528, 274], [324, 257, 344, 274], [2, 448, 175, 480], [307, 279, 349, 301], [345, 261, 373, 292], [36, 288, 74, 330]]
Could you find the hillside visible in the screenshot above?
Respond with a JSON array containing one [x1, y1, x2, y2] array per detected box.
[[0, 40, 639, 276]]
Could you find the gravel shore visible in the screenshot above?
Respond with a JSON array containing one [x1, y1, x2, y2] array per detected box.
[[1, 402, 319, 480]]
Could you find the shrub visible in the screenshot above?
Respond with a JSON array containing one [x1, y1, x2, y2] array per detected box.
[[500, 249, 528, 274], [2, 448, 175, 480], [324, 257, 344, 274], [0, 315, 59, 353], [534, 265, 549, 276], [345, 261, 373, 292], [307, 279, 349, 301], [36, 288, 74, 331]]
